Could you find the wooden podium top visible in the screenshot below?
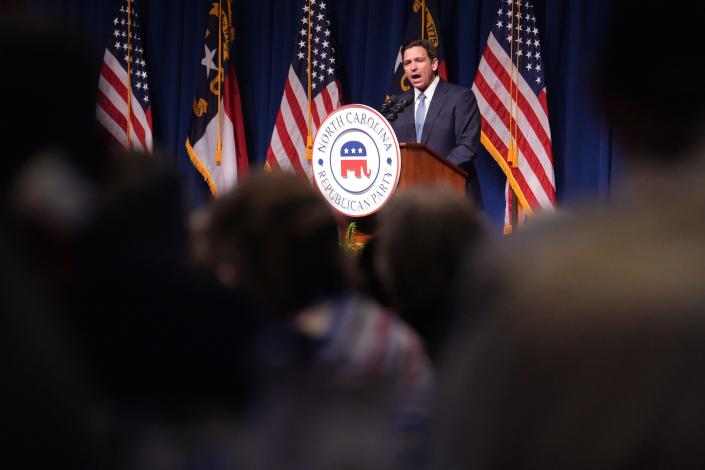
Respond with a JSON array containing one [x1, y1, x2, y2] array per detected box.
[[398, 142, 468, 197]]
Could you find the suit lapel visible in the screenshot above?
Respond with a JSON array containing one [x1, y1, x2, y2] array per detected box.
[[421, 80, 448, 145]]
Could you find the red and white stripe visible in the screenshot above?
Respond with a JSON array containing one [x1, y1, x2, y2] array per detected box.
[[96, 50, 153, 152], [266, 67, 341, 178], [472, 32, 555, 213]]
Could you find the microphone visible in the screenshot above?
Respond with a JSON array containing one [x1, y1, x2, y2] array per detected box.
[[381, 95, 412, 122], [392, 95, 412, 114], [380, 95, 398, 119]]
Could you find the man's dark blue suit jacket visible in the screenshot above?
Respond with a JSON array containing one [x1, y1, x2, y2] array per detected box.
[[391, 79, 483, 207]]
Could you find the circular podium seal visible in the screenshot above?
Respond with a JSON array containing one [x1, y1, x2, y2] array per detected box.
[[312, 104, 401, 217]]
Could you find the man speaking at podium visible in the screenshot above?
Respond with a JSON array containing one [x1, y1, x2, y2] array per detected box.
[[390, 39, 483, 207]]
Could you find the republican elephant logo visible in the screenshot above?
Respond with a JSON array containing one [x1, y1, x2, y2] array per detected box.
[[339, 141, 371, 178]]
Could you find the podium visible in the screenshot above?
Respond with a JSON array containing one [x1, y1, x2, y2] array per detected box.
[[398, 142, 468, 195], [344, 142, 468, 245]]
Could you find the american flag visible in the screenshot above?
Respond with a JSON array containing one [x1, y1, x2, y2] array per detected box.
[[186, 0, 249, 196], [388, 0, 447, 97], [472, 0, 556, 228], [96, 0, 153, 152], [265, 0, 341, 177]]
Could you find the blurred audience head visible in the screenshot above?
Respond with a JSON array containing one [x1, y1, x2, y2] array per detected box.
[[0, 11, 103, 194], [90, 148, 188, 269], [207, 171, 348, 317], [594, 0, 705, 161], [374, 186, 486, 360], [437, 213, 705, 470]]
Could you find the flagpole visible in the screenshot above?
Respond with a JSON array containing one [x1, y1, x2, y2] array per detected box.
[[126, 0, 133, 149], [305, 0, 313, 161], [513, 2, 522, 227], [421, 0, 426, 39], [513, 1, 522, 168], [215, 0, 223, 165], [504, 0, 522, 233], [508, 0, 519, 168]]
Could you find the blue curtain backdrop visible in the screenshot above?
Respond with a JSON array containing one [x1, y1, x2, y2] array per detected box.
[[29, 0, 618, 231]]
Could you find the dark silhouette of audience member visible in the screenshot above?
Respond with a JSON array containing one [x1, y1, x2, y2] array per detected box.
[[242, 377, 413, 470], [436, 1, 705, 469], [593, 1, 705, 167], [1, 13, 263, 470], [585, 0, 705, 222], [0, 14, 111, 466], [436, 215, 705, 470], [0, 230, 112, 470], [206, 171, 349, 317], [58, 150, 261, 470], [0, 11, 105, 196], [67, 150, 257, 415], [206, 172, 433, 469], [1, 11, 113, 324], [373, 186, 486, 362], [206, 172, 430, 388], [9, 149, 259, 469]]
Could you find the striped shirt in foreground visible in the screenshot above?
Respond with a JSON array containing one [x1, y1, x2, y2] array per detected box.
[[295, 293, 433, 414]]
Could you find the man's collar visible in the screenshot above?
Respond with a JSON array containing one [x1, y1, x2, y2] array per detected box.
[[414, 75, 441, 101]]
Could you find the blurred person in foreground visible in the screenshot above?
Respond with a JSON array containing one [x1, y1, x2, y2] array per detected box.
[[436, 223, 705, 470], [0, 12, 108, 468], [0, 11, 105, 199], [206, 171, 433, 469], [0, 10, 105, 290], [1, 10, 259, 470], [590, 0, 705, 208], [57, 151, 259, 470], [0, 234, 110, 470], [373, 186, 487, 363], [206, 172, 431, 396], [435, 1, 705, 469]]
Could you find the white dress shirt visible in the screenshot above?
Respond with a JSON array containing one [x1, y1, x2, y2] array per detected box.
[[413, 75, 440, 123]]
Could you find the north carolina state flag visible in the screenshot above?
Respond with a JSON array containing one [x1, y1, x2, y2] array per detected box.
[[186, 0, 248, 196], [387, 0, 448, 97]]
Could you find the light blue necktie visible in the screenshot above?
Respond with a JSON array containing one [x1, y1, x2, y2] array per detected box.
[[415, 93, 426, 143]]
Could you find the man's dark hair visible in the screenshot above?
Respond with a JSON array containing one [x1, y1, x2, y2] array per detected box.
[[401, 39, 438, 63]]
